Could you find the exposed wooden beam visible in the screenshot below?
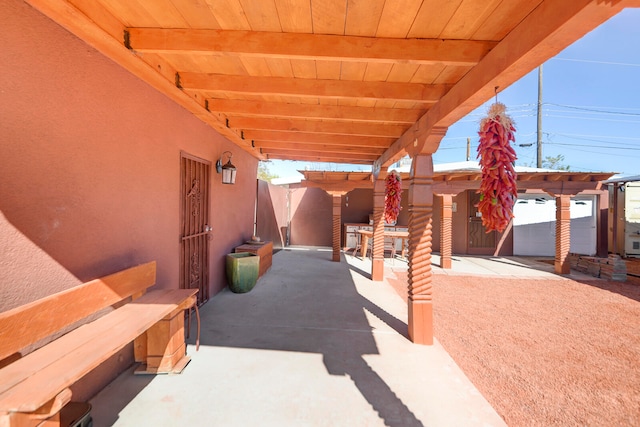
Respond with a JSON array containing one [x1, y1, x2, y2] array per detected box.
[[228, 117, 405, 137], [206, 99, 422, 124], [377, 0, 631, 167], [126, 28, 498, 66], [253, 141, 384, 156], [302, 181, 371, 191], [264, 150, 375, 164], [242, 130, 394, 147], [180, 73, 450, 103]]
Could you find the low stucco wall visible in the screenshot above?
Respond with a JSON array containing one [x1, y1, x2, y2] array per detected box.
[[1, 0, 256, 400]]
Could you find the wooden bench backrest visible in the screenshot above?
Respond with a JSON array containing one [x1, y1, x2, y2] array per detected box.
[[0, 261, 156, 362]]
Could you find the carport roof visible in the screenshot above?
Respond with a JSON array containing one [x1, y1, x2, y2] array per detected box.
[[27, 0, 640, 168]]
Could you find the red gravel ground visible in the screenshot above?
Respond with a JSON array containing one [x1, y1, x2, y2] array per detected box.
[[388, 271, 640, 426]]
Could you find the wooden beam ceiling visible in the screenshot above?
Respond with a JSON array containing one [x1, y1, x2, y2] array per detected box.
[[24, 0, 639, 167]]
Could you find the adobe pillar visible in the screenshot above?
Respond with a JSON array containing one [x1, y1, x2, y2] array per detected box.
[[407, 153, 435, 345], [329, 192, 346, 262], [371, 177, 386, 281], [555, 194, 571, 274], [439, 194, 453, 269]]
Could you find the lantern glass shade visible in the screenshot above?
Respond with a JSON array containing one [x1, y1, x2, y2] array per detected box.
[[221, 159, 236, 184]]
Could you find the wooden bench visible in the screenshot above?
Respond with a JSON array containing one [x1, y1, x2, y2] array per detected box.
[[0, 261, 198, 426]]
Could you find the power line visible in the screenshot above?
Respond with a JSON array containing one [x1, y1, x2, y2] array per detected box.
[[545, 103, 640, 116], [552, 57, 640, 67]]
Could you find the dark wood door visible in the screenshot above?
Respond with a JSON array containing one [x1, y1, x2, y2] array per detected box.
[[468, 191, 497, 255], [180, 153, 211, 305]]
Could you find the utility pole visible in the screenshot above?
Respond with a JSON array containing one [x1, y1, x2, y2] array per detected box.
[[537, 65, 543, 168], [466, 137, 471, 161]]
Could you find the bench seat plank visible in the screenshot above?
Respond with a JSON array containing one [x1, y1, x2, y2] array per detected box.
[[0, 262, 156, 363], [0, 288, 184, 397], [0, 288, 196, 413]]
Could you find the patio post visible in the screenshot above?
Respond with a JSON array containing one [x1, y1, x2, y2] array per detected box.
[[555, 194, 571, 274], [439, 194, 453, 269], [371, 177, 386, 280], [407, 153, 435, 345], [329, 191, 346, 262]]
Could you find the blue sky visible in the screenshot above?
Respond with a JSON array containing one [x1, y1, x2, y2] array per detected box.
[[264, 8, 640, 178]]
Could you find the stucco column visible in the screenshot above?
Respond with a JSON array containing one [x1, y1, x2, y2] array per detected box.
[[371, 178, 386, 281], [555, 194, 571, 274], [329, 192, 344, 262], [439, 194, 453, 269], [407, 153, 435, 345]]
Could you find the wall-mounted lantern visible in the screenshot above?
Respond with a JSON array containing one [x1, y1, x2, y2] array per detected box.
[[216, 151, 236, 184]]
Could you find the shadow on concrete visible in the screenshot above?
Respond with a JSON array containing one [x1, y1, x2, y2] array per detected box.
[[189, 248, 421, 426]]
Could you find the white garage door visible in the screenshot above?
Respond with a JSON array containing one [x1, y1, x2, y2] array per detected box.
[[513, 195, 597, 256]]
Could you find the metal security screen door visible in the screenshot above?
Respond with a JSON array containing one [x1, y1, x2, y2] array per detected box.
[[180, 153, 211, 305]]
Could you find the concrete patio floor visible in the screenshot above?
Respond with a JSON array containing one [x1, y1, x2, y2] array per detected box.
[[88, 248, 575, 426]]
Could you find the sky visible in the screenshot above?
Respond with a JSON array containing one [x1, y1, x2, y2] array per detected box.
[[263, 8, 640, 179]]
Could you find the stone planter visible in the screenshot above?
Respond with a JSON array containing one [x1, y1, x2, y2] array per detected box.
[[225, 252, 260, 293]]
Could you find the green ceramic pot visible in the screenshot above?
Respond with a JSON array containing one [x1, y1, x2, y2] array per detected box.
[[226, 252, 260, 293]]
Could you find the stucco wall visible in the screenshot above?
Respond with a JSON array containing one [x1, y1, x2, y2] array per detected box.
[[1, 0, 256, 399], [256, 180, 289, 248], [289, 188, 332, 246]]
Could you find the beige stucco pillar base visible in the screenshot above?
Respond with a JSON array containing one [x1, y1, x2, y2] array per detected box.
[[408, 300, 434, 345]]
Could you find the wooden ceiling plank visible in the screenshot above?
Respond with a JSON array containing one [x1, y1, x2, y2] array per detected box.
[[238, 0, 282, 31], [203, 0, 252, 29], [166, 0, 223, 29], [375, 0, 424, 37], [178, 73, 450, 102], [407, 0, 463, 38], [315, 60, 341, 80], [377, 0, 630, 168], [310, 0, 347, 35], [291, 59, 317, 79], [243, 130, 394, 147], [439, 0, 503, 39], [133, 0, 191, 27], [471, 0, 542, 40], [265, 57, 295, 77], [68, 0, 124, 39], [126, 28, 497, 66], [91, 0, 160, 27], [227, 117, 406, 137], [206, 99, 421, 123], [274, 0, 313, 33], [344, 0, 385, 36]]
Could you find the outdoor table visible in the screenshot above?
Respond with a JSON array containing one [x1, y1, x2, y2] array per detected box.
[[356, 229, 408, 260]]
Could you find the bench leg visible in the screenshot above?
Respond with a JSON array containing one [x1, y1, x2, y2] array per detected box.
[[0, 388, 71, 427], [135, 308, 190, 375]]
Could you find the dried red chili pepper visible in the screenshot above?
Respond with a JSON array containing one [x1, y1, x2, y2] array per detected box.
[[476, 102, 517, 233], [384, 171, 402, 224]]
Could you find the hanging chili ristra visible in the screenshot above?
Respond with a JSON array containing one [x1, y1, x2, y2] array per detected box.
[[476, 102, 517, 233], [384, 170, 402, 224]]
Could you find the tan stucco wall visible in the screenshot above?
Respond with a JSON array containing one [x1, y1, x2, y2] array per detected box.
[[1, 0, 257, 399]]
